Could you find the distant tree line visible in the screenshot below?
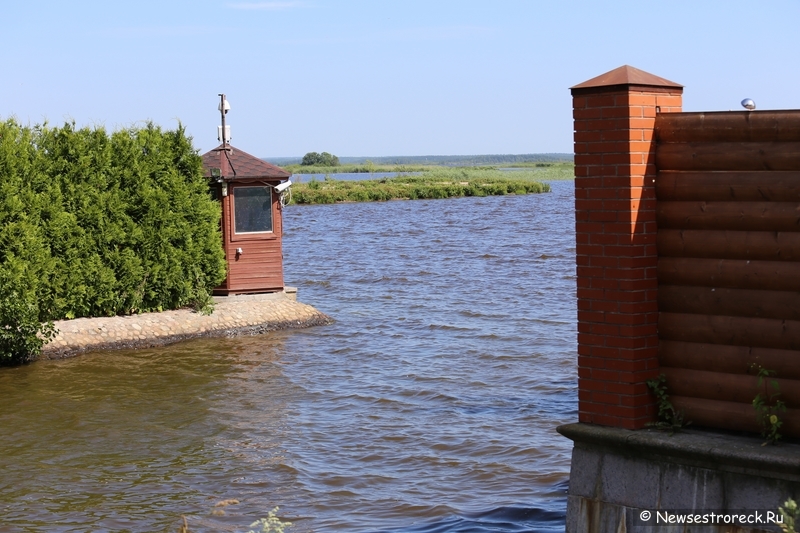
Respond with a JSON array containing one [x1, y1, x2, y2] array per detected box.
[[301, 152, 340, 166], [0, 119, 227, 365], [269, 153, 573, 167], [345, 154, 574, 166]]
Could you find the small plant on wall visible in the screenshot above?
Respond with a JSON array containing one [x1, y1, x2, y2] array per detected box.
[[779, 498, 798, 533], [646, 374, 689, 434], [751, 365, 786, 446]]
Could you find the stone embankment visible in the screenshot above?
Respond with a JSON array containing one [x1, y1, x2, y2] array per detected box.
[[40, 289, 332, 359]]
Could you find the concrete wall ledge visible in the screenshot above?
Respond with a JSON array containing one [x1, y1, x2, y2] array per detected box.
[[558, 423, 800, 482], [558, 423, 800, 533]]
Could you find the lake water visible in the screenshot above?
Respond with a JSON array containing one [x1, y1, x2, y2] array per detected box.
[[0, 181, 577, 532]]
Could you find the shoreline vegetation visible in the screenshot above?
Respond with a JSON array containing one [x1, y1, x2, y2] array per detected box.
[[0, 119, 226, 366], [272, 152, 573, 168], [283, 160, 574, 176], [288, 167, 555, 205]]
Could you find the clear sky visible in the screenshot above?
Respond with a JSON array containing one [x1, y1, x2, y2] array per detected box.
[[6, 1, 800, 158]]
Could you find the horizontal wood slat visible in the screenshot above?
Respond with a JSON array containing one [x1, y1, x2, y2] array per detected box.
[[662, 367, 800, 406], [225, 280, 284, 290], [659, 312, 800, 351], [658, 257, 800, 291], [224, 247, 281, 255], [229, 263, 283, 271], [228, 268, 283, 278], [656, 111, 800, 143], [228, 257, 283, 265], [659, 340, 800, 379], [657, 142, 800, 171], [658, 229, 800, 261], [656, 171, 800, 201], [227, 251, 281, 258], [223, 288, 284, 295], [670, 396, 800, 438], [657, 201, 800, 231], [228, 231, 280, 244], [659, 285, 800, 321], [227, 262, 283, 269], [228, 277, 284, 286]]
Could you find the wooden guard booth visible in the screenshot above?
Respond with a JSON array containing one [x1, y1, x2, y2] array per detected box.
[[201, 144, 291, 295]]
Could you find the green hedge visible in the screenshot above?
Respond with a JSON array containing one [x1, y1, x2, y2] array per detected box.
[[0, 119, 227, 364]]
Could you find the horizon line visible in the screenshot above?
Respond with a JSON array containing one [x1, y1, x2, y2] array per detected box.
[[261, 152, 575, 159]]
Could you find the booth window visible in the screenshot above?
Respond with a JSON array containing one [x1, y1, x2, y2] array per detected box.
[[234, 186, 273, 233]]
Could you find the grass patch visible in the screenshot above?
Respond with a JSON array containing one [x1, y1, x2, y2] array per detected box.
[[285, 163, 431, 174], [498, 162, 575, 180], [285, 161, 575, 180], [289, 168, 551, 205]]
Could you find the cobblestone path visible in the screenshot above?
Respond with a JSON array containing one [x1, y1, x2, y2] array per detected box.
[[40, 291, 332, 359]]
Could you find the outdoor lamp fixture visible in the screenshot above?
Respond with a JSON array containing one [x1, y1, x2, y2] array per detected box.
[[210, 167, 222, 182], [741, 98, 756, 110]]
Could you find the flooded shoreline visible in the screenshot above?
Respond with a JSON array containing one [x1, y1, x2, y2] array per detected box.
[[0, 181, 577, 532]]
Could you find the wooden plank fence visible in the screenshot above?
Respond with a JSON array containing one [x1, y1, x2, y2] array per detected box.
[[654, 110, 800, 438]]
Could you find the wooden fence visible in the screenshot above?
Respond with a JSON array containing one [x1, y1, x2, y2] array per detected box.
[[654, 110, 800, 438]]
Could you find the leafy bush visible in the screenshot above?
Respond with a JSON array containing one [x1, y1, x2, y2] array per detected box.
[[0, 287, 56, 366], [0, 119, 227, 364]]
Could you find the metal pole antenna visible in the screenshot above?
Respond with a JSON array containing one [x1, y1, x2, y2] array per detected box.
[[219, 93, 227, 146]]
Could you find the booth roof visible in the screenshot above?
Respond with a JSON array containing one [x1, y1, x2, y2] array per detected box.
[[201, 144, 291, 181]]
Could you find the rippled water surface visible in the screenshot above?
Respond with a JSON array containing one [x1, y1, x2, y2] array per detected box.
[[0, 181, 577, 532]]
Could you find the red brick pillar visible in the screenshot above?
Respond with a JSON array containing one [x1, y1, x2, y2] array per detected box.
[[571, 65, 683, 429]]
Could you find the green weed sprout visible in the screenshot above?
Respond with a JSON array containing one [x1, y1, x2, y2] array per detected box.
[[779, 498, 798, 533], [646, 374, 688, 434], [247, 507, 292, 533], [751, 365, 786, 446]]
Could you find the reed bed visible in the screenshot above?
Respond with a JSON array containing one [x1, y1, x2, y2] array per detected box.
[[289, 168, 551, 205], [513, 162, 574, 180], [285, 161, 574, 179]]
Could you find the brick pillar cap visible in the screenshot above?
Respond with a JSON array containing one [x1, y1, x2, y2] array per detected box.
[[571, 65, 683, 93]]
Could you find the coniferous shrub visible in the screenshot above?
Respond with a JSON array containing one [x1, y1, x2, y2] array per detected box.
[[0, 119, 227, 364]]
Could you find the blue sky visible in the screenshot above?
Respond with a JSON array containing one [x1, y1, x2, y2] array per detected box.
[[6, 1, 800, 157]]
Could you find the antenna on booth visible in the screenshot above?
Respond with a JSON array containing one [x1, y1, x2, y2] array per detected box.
[[218, 94, 231, 145]]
